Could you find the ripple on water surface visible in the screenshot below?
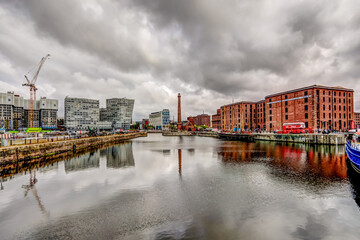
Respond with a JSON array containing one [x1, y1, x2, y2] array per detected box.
[[0, 134, 360, 240]]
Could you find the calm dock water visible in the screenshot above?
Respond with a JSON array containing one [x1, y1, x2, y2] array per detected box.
[[1, 133, 360, 240]]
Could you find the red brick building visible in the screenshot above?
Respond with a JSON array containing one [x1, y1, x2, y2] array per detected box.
[[212, 109, 221, 129], [182, 116, 196, 131], [194, 114, 211, 127], [220, 101, 258, 131], [265, 85, 354, 131], [217, 85, 355, 132], [354, 112, 360, 128], [255, 100, 266, 130]]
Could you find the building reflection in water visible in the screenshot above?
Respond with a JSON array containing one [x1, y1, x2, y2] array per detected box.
[[65, 151, 100, 173], [218, 142, 347, 180], [100, 143, 134, 168], [21, 169, 50, 217], [178, 149, 182, 176]]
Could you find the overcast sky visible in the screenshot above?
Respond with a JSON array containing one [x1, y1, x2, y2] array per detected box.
[[1, 0, 360, 120]]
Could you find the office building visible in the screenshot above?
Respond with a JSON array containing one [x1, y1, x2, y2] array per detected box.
[[100, 98, 134, 130], [149, 109, 170, 130], [64, 97, 100, 130], [0, 92, 58, 130]]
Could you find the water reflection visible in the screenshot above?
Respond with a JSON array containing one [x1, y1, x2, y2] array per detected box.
[[21, 170, 50, 218], [0, 142, 135, 183], [100, 143, 134, 168], [218, 142, 347, 180], [178, 149, 182, 176], [65, 151, 100, 172], [2, 135, 360, 240]]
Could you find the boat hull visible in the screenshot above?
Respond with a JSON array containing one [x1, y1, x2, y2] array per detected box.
[[346, 141, 360, 174]]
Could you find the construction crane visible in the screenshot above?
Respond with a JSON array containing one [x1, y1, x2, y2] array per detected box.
[[23, 54, 50, 128]]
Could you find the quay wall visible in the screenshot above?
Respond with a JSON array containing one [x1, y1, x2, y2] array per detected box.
[[195, 132, 219, 138], [162, 131, 194, 136], [218, 133, 347, 145], [253, 133, 346, 145], [0, 132, 147, 164]]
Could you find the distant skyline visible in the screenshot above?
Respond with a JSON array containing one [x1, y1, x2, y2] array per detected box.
[[1, 0, 360, 120]]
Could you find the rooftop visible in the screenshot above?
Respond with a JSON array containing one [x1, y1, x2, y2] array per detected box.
[[265, 85, 354, 98]]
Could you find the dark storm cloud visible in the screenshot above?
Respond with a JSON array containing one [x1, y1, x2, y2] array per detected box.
[[1, 0, 360, 119]]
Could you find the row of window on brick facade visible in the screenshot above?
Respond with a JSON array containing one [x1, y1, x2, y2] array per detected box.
[[269, 113, 352, 121]]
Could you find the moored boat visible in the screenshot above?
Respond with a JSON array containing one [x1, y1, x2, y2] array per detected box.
[[346, 133, 360, 173]]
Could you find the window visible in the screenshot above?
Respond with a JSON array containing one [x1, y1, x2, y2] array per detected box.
[[305, 113, 308, 119], [334, 113, 336, 118], [329, 105, 331, 110], [285, 101, 288, 106], [323, 97, 325, 102], [323, 113, 325, 118], [305, 91, 308, 95], [323, 105, 325, 110], [323, 91, 325, 95], [343, 106, 345, 111], [344, 113, 346, 118], [329, 113, 331, 118], [334, 98, 336, 103], [285, 95, 288, 99], [270, 110, 272, 114], [343, 92, 345, 97], [305, 98, 308, 103], [349, 106, 351, 111], [285, 115, 288, 120], [285, 108, 288, 113], [305, 105, 308, 111], [334, 105, 336, 111], [334, 92, 336, 96], [270, 116, 272, 121]]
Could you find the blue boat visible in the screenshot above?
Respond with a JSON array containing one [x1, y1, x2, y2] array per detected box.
[[346, 135, 360, 174]]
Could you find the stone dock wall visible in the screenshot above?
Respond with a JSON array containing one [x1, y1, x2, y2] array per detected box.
[[162, 131, 194, 136], [0, 132, 147, 164], [253, 133, 346, 145], [219, 132, 347, 145]]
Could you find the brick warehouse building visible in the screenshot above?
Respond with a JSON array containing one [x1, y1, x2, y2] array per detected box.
[[212, 109, 221, 129], [218, 85, 355, 132], [355, 112, 360, 128], [266, 85, 354, 131], [220, 101, 258, 131], [194, 114, 211, 126]]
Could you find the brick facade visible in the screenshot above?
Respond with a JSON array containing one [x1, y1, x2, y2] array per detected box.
[[266, 85, 354, 131], [211, 109, 221, 129], [355, 112, 360, 128], [217, 85, 355, 132], [194, 114, 211, 126]]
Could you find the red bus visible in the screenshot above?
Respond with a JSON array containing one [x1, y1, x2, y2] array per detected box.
[[278, 122, 313, 134]]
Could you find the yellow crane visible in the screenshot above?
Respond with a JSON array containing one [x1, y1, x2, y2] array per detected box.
[[23, 54, 50, 128]]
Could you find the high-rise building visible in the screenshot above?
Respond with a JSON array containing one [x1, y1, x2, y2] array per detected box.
[[0, 92, 58, 130], [149, 109, 170, 130], [64, 97, 99, 130], [100, 98, 134, 130]]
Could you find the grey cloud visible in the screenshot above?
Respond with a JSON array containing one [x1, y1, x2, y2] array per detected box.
[[1, 0, 360, 120]]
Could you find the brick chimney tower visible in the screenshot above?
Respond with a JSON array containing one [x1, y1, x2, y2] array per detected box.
[[177, 93, 182, 130]]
